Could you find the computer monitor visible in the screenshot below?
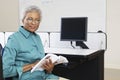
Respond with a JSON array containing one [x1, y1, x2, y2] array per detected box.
[[60, 17, 89, 49]]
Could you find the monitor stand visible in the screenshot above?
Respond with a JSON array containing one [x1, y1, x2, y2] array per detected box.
[[76, 41, 89, 49]]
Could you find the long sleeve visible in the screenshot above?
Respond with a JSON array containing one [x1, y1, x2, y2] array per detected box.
[[2, 35, 23, 78]]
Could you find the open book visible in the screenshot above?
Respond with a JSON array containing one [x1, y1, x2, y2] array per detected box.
[[31, 53, 69, 73]]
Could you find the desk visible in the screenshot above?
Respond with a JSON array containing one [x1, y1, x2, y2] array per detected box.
[[45, 48, 105, 80]]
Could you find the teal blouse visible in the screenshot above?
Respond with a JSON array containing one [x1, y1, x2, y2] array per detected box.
[[2, 26, 58, 80]]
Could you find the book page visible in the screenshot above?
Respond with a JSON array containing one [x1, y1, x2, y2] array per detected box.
[[31, 53, 68, 73]]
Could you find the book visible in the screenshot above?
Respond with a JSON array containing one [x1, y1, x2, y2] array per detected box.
[[31, 53, 68, 73]]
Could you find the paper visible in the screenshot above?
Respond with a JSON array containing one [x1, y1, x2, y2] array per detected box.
[[31, 53, 68, 73]]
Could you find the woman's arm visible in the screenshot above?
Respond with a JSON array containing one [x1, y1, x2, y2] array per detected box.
[[2, 36, 21, 78], [2, 46, 19, 78]]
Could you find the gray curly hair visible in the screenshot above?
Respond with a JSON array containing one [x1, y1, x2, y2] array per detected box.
[[22, 5, 42, 20]]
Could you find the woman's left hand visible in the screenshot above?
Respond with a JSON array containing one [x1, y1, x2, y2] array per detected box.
[[42, 59, 55, 73]]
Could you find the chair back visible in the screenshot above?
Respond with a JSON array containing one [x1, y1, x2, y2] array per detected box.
[[0, 43, 4, 80]]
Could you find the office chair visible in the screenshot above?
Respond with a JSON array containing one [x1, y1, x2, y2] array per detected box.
[[0, 43, 13, 80], [0, 56, 4, 80], [0, 43, 2, 55], [0, 43, 4, 80]]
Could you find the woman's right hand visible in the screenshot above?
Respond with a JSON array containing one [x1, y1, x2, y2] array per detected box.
[[23, 61, 39, 72]]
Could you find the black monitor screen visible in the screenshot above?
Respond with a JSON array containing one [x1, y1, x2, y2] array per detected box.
[[60, 17, 88, 41]]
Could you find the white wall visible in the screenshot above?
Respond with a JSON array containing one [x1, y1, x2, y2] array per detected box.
[[105, 0, 120, 69], [0, 0, 19, 32], [19, 0, 106, 32], [0, 0, 120, 69]]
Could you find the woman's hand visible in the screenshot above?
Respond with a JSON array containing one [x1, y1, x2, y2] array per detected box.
[[42, 59, 55, 73], [23, 61, 39, 72]]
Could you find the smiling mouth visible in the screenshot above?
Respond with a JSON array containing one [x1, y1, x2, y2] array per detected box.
[[30, 26, 36, 29]]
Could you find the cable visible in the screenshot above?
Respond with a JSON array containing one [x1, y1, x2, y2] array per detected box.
[[48, 32, 50, 48], [3, 32, 5, 46], [70, 41, 75, 49]]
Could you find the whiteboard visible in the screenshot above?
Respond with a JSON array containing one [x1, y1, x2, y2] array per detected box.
[[19, 0, 106, 32]]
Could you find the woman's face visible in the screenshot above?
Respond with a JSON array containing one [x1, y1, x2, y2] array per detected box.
[[22, 11, 41, 32]]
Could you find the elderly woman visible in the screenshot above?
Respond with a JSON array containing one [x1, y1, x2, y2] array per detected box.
[[2, 5, 59, 80]]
